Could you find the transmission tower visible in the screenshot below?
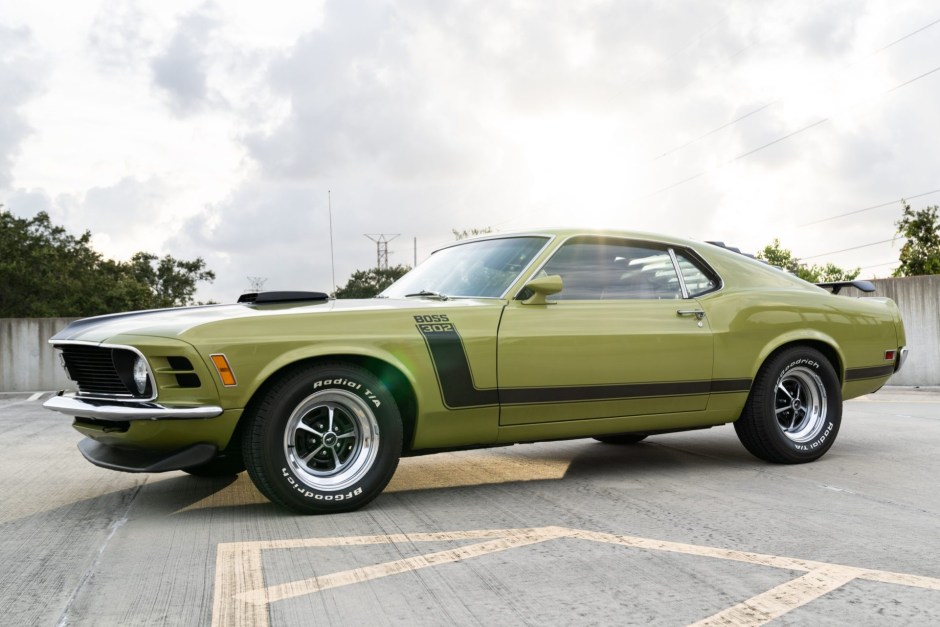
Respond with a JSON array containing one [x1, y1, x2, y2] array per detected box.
[[247, 276, 267, 292], [364, 234, 399, 270]]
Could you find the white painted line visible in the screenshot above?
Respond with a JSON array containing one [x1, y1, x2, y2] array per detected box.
[[212, 526, 940, 627], [28, 392, 43, 402]]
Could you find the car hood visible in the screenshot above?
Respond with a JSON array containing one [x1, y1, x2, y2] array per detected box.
[[50, 297, 492, 344]]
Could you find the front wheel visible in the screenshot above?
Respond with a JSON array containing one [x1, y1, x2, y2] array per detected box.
[[242, 363, 403, 514], [735, 347, 841, 464]]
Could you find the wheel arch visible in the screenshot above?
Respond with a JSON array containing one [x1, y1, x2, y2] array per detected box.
[[238, 354, 418, 455], [734, 339, 844, 463], [733, 338, 845, 424], [752, 336, 846, 386]]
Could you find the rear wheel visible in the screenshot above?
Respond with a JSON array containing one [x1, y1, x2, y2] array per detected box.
[[242, 363, 402, 514], [735, 347, 841, 464]]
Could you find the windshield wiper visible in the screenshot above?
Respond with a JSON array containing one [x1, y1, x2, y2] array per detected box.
[[404, 290, 449, 301]]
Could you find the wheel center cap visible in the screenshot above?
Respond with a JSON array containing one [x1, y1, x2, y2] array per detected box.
[[323, 432, 338, 447], [792, 399, 802, 412]]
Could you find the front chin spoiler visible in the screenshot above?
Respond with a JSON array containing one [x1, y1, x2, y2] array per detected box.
[[78, 438, 217, 473]]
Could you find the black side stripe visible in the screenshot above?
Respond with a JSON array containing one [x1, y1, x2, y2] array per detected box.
[[417, 324, 752, 409], [418, 325, 499, 408], [499, 379, 751, 406], [845, 365, 895, 381], [710, 378, 753, 393]]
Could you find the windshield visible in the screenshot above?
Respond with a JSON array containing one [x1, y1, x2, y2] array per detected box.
[[381, 236, 550, 299]]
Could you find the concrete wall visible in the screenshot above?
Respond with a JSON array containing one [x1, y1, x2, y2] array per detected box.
[[841, 275, 940, 387], [1, 276, 937, 391], [0, 318, 76, 393]]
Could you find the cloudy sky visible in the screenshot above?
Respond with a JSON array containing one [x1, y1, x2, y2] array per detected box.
[[2, 0, 938, 302]]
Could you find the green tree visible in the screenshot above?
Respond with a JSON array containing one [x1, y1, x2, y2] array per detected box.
[[452, 227, 493, 240], [127, 252, 215, 308], [334, 264, 410, 298], [0, 208, 215, 317], [893, 202, 940, 276], [757, 239, 859, 283]]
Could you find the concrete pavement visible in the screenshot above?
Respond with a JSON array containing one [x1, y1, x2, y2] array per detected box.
[[2, 388, 939, 626]]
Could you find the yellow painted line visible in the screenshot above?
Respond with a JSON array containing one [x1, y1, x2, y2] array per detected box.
[[211, 528, 565, 627], [860, 570, 940, 590], [183, 452, 570, 513], [690, 565, 862, 626], [212, 526, 940, 627], [213, 538, 267, 627], [385, 451, 571, 492], [235, 527, 571, 607], [850, 395, 940, 404]]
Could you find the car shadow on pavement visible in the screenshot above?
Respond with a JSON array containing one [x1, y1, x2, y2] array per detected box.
[[77, 429, 768, 519]]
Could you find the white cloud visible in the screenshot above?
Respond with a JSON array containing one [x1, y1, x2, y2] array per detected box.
[[0, 24, 46, 189], [151, 4, 222, 116], [3, 0, 940, 300]]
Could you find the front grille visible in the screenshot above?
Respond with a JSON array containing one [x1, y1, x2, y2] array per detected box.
[[59, 344, 137, 398]]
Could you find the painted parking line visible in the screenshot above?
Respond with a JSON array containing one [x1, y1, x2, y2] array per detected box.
[[212, 526, 940, 627]]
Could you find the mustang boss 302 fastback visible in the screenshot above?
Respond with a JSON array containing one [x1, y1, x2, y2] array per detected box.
[[45, 229, 907, 513]]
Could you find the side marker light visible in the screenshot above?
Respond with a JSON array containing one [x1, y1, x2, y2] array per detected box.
[[210, 354, 238, 386]]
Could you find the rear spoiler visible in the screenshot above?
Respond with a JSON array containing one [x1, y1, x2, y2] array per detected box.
[[816, 280, 875, 295]]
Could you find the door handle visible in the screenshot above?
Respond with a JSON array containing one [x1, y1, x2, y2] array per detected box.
[[677, 309, 706, 320]]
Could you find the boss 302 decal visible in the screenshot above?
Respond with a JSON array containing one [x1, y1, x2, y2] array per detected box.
[[414, 316, 751, 410]]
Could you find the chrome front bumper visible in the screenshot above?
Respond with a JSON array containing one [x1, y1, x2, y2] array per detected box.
[[44, 394, 223, 421]]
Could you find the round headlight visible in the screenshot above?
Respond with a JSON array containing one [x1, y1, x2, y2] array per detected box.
[[133, 356, 150, 394]]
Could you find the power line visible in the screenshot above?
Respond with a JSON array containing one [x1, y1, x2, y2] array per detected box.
[[801, 188, 940, 226], [876, 16, 940, 53], [652, 16, 940, 162], [643, 62, 940, 200], [858, 260, 898, 270], [654, 102, 776, 161], [730, 118, 830, 162], [801, 238, 895, 260]]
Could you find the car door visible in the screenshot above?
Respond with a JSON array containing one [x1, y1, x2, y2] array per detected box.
[[497, 236, 716, 426]]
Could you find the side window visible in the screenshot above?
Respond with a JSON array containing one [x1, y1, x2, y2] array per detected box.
[[540, 237, 683, 300], [674, 250, 720, 297]]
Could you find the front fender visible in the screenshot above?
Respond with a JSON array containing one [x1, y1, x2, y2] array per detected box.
[[198, 340, 429, 413]]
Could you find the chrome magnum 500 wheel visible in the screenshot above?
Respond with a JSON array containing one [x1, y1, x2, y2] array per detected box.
[[242, 363, 402, 514], [735, 347, 841, 464]]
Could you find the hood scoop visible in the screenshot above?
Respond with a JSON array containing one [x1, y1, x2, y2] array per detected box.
[[238, 291, 330, 304]]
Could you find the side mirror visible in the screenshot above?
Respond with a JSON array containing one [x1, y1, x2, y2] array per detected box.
[[522, 275, 563, 305]]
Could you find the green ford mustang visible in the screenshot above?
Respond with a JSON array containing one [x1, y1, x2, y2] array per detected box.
[[44, 229, 907, 514]]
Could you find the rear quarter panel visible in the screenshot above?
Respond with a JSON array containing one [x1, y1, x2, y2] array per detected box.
[[699, 286, 901, 401]]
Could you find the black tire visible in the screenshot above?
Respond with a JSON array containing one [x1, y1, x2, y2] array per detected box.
[[735, 347, 841, 464], [594, 434, 648, 445], [183, 452, 246, 477], [242, 363, 402, 514]]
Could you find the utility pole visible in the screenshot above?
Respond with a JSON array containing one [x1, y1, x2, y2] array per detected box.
[[364, 234, 400, 270]]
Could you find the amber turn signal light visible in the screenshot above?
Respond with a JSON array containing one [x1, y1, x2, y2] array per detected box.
[[210, 354, 238, 386]]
